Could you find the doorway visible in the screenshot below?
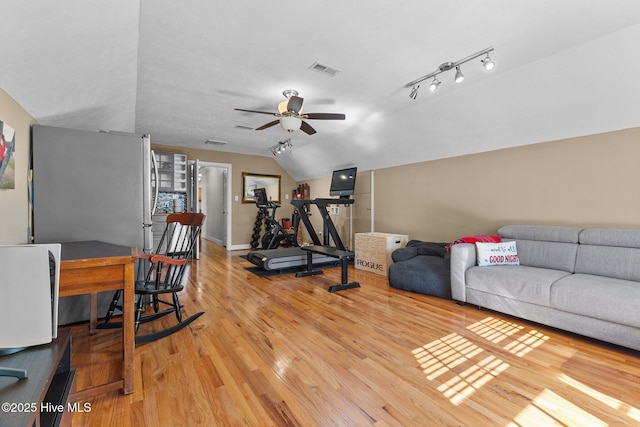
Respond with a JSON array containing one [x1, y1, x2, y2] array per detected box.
[[198, 161, 232, 248]]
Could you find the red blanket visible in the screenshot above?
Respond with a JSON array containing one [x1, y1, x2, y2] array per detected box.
[[445, 235, 501, 252]]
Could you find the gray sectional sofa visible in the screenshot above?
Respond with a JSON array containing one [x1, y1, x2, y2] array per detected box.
[[450, 225, 640, 351]]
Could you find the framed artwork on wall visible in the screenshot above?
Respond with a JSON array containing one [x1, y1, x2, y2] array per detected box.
[[242, 172, 280, 203], [0, 120, 16, 190]]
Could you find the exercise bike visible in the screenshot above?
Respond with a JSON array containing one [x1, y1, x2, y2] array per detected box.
[[254, 188, 300, 250]]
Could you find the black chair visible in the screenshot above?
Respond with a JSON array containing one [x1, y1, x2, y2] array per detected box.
[[100, 212, 206, 344]]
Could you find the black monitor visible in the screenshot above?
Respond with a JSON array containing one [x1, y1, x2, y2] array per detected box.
[[253, 188, 268, 206], [329, 167, 357, 199]]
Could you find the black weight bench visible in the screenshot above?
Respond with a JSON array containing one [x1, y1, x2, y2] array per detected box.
[[295, 245, 360, 292]]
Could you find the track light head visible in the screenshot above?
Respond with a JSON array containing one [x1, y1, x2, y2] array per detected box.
[[409, 84, 419, 100], [482, 53, 495, 71], [455, 66, 464, 83], [429, 77, 441, 92]]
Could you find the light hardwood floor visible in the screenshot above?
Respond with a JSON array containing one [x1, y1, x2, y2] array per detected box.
[[68, 240, 640, 426]]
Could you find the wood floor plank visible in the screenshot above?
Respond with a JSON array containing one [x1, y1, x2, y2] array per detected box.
[[67, 241, 640, 426]]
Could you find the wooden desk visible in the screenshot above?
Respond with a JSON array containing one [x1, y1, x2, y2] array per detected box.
[[60, 241, 137, 397], [0, 328, 74, 427]]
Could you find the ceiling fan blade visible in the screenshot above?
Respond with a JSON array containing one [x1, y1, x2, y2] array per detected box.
[[287, 96, 304, 113], [300, 120, 317, 135], [234, 108, 278, 116], [255, 120, 280, 130], [303, 113, 346, 120]]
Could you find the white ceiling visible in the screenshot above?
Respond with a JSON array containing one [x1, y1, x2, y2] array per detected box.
[[2, 1, 640, 180]]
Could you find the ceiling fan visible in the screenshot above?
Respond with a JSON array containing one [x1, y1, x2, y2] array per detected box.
[[234, 90, 345, 135]]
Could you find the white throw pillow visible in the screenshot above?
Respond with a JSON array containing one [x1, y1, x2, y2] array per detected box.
[[476, 241, 520, 266]]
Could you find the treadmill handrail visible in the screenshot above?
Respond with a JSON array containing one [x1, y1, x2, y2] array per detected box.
[[291, 198, 354, 250]]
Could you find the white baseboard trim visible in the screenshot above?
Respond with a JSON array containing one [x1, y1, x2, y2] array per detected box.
[[203, 235, 223, 245], [228, 243, 252, 251], [202, 235, 251, 252]]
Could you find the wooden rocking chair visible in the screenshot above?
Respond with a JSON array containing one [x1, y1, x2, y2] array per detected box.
[[99, 212, 205, 344]]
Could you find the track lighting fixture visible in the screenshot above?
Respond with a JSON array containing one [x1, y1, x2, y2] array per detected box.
[[270, 138, 292, 156], [409, 84, 419, 99], [406, 47, 495, 99]]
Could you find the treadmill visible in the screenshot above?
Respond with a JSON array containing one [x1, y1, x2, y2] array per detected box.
[[246, 198, 354, 271], [246, 246, 337, 271], [247, 167, 357, 272]]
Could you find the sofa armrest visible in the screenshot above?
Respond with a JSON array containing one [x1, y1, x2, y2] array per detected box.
[[450, 243, 477, 302]]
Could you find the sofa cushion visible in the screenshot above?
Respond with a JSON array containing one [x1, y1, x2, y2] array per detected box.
[[466, 265, 571, 306], [579, 227, 640, 248], [551, 273, 640, 328], [498, 225, 582, 243], [497, 225, 580, 272], [575, 228, 640, 281], [512, 240, 578, 272], [575, 245, 640, 281]]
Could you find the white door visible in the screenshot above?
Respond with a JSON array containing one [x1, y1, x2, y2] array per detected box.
[[221, 167, 229, 245], [198, 161, 232, 248]]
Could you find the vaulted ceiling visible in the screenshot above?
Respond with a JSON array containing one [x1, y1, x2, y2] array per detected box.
[[2, 1, 640, 180]]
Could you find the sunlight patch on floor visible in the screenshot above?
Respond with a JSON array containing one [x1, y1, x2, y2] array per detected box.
[[502, 329, 549, 357], [468, 316, 549, 357], [416, 317, 639, 425], [559, 373, 640, 423], [467, 316, 524, 343], [412, 333, 509, 405], [413, 317, 553, 406], [510, 389, 608, 427]]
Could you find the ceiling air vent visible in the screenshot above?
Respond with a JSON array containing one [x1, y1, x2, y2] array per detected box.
[[204, 139, 227, 146], [309, 61, 341, 77]]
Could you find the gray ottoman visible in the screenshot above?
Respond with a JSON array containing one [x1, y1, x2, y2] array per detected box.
[[388, 241, 452, 299]]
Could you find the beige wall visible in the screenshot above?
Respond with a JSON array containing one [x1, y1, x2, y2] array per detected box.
[[0, 88, 36, 244], [152, 144, 297, 247], [118, 128, 640, 249], [373, 128, 640, 242]]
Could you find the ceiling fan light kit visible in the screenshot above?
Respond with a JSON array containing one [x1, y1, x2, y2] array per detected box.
[[407, 47, 495, 98], [280, 116, 302, 132], [234, 90, 346, 135]]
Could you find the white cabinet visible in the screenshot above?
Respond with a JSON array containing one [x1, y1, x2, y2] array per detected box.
[[173, 154, 188, 192], [153, 151, 187, 192]]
